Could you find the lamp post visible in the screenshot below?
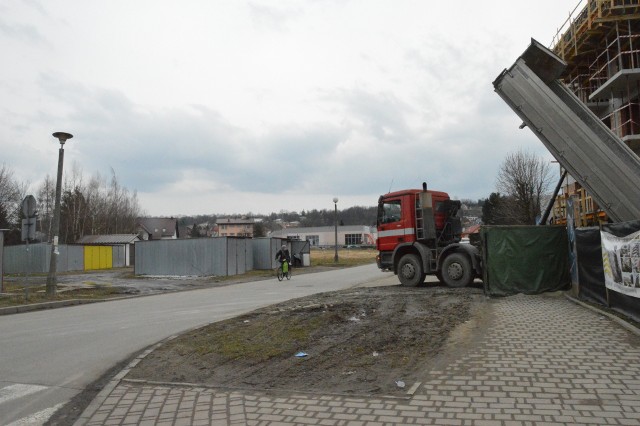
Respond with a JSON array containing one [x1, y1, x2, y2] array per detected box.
[[333, 197, 339, 263], [46, 131, 73, 297]]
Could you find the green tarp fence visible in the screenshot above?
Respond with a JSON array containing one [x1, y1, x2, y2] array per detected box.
[[481, 225, 570, 297]]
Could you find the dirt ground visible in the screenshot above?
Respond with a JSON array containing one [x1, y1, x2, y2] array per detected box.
[[127, 285, 491, 396]]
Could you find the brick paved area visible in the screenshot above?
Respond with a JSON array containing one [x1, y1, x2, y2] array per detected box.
[[76, 294, 640, 425]]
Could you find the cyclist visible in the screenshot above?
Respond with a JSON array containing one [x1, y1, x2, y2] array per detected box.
[[275, 244, 291, 274]]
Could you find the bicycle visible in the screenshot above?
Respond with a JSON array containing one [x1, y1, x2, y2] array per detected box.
[[277, 259, 292, 281]]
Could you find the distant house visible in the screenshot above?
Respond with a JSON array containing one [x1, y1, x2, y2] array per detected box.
[[216, 218, 254, 237], [136, 217, 180, 240]]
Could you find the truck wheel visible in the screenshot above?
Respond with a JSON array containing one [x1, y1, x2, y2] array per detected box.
[[441, 253, 473, 288], [398, 254, 425, 287]]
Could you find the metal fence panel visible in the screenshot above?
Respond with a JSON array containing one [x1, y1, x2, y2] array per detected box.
[[65, 245, 84, 272], [4, 243, 48, 273], [243, 239, 253, 271], [112, 245, 126, 268], [209, 238, 228, 275], [3, 243, 85, 274], [234, 239, 253, 274], [135, 238, 232, 276], [252, 238, 272, 269], [227, 239, 238, 276], [230, 239, 249, 275]]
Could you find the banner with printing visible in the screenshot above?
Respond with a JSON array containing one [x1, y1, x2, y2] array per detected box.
[[601, 229, 640, 298]]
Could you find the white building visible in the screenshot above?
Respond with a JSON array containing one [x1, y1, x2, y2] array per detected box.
[[269, 225, 375, 247]]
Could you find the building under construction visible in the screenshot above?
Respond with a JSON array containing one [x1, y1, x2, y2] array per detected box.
[[551, 0, 640, 226]]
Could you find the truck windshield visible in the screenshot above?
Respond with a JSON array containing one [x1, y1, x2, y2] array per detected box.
[[379, 200, 402, 224]]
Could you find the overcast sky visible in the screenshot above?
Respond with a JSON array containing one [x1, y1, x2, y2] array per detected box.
[[1, 0, 581, 216]]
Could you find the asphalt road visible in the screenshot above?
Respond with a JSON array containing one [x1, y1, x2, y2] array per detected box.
[[0, 264, 398, 425]]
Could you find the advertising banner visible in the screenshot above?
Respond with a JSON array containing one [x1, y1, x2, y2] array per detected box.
[[601, 229, 640, 298]]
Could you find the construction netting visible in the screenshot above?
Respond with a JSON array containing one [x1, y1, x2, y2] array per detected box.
[[481, 225, 570, 297], [574, 220, 640, 323], [574, 227, 606, 305]]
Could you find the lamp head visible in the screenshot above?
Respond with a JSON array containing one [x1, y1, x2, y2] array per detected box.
[[333, 197, 339, 204], [52, 132, 73, 145]]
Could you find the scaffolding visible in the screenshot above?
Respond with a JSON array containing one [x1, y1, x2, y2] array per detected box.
[[550, 0, 640, 226]]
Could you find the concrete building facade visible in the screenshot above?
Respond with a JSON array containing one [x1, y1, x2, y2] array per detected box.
[[551, 0, 640, 225]]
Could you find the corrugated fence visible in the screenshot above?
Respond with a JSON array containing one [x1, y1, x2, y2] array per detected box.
[[3, 243, 127, 274], [134, 237, 255, 276], [3, 237, 297, 277]]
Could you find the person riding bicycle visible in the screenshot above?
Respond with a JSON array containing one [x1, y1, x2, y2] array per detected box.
[[275, 244, 291, 272]]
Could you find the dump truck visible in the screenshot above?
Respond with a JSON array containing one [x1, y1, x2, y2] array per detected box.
[[493, 39, 640, 223], [376, 183, 481, 287], [377, 39, 640, 288]]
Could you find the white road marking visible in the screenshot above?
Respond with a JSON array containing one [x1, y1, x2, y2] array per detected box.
[[5, 402, 64, 426], [0, 383, 48, 405]]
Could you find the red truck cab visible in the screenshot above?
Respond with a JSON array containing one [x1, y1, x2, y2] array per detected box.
[[376, 189, 451, 253], [376, 183, 480, 287]]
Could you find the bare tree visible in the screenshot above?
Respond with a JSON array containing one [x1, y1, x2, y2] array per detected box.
[[36, 167, 142, 243], [60, 163, 89, 243], [495, 149, 553, 225], [0, 164, 21, 226], [37, 175, 56, 241]]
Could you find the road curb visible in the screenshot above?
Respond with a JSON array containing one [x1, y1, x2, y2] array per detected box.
[[72, 335, 178, 426], [564, 293, 640, 337], [0, 298, 98, 315]]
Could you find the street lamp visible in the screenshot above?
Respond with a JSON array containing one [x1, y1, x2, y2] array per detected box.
[[333, 197, 339, 263], [46, 131, 73, 297]]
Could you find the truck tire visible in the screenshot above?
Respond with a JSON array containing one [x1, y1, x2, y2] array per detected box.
[[397, 254, 425, 287], [441, 252, 473, 288]]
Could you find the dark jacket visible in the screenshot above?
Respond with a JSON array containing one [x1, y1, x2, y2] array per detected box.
[[275, 249, 291, 263]]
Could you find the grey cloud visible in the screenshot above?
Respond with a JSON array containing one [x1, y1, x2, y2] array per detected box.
[[37, 74, 245, 192], [227, 124, 346, 193], [31, 66, 544, 207], [36, 74, 355, 197], [326, 87, 416, 144], [0, 19, 47, 45]]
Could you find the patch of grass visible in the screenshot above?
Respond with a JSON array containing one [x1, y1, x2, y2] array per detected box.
[[176, 313, 328, 362], [204, 269, 274, 283], [0, 284, 124, 308], [311, 248, 376, 267]]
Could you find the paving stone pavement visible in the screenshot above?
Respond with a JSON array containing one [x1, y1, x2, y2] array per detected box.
[[76, 294, 640, 425]]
